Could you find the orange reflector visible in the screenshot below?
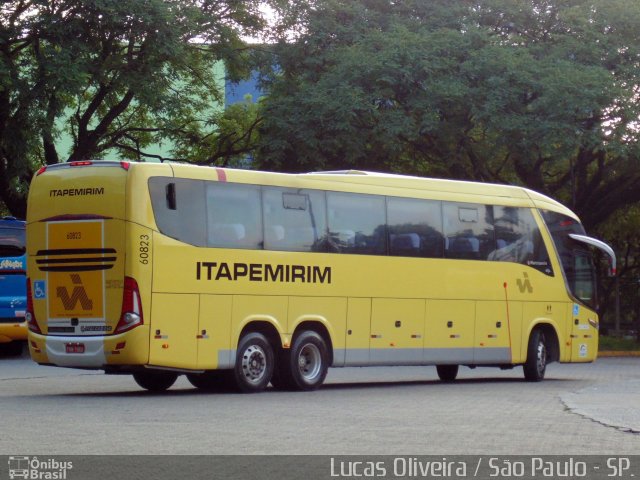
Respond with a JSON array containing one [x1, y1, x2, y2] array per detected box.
[[162, 343, 169, 349]]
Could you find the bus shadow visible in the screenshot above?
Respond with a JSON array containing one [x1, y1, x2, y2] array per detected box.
[[29, 376, 580, 399], [320, 376, 574, 391]]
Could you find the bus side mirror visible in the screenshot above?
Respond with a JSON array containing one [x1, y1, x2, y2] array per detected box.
[[568, 233, 616, 278]]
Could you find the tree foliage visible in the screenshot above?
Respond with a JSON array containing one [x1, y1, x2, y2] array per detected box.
[[0, 0, 279, 218]]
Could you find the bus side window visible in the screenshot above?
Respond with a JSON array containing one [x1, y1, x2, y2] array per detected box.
[[327, 192, 386, 255], [262, 188, 328, 252], [387, 197, 443, 258], [443, 203, 494, 260], [148, 177, 207, 246], [206, 183, 262, 249], [492, 206, 553, 275]]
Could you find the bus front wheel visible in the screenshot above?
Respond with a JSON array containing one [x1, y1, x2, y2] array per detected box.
[[523, 329, 547, 382], [436, 364, 459, 382], [133, 371, 178, 392], [233, 332, 274, 393]]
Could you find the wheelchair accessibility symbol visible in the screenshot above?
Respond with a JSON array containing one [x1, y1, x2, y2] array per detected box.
[[33, 280, 46, 299]]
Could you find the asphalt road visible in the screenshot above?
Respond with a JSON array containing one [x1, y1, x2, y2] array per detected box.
[[1, 351, 639, 455]]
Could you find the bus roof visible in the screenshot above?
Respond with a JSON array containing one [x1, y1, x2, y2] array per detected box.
[[307, 170, 576, 216], [32, 160, 577, 221]]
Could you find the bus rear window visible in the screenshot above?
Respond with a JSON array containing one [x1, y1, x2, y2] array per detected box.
[[0, 227, 26, 257]]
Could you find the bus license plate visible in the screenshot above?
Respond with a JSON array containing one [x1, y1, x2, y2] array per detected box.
[[66, 343, 85, 354]]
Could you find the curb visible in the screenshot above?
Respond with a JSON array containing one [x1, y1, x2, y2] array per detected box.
[[598, 351, 640, 357]]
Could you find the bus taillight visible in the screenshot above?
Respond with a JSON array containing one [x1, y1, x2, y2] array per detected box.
[[116, 276, 143, 334], [26, 278, 42, 334]]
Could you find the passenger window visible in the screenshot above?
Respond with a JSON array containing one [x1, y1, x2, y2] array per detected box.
[[262, 188, 328, 252], [387, 197, 443, 257], [327, 192, 386, 255], [492, 207, 553, 275], [206, 183, 263, 249], [443, 203, 494, 260], [148, 177, 207, 246]]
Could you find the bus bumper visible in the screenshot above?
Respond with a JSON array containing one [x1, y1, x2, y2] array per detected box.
[[28, 326, 150, 368]]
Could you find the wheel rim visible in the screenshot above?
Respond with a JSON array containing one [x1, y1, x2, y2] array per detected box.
[[297, 342, 322, 382], [536, 337, 547, 374], [241, 344, 268, 384]]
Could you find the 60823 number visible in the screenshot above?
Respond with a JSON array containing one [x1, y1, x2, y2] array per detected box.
[[139, 235, 150, 264]]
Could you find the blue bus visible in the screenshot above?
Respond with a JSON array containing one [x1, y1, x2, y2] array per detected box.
[[0, 217, 27, 356]]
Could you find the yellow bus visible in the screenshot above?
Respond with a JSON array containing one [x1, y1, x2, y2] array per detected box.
[[26, 161, 615, 392]]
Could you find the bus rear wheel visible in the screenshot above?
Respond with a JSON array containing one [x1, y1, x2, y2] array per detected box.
[[524, 329, 547, 382], [272, 331, 329, 391], [233, 332, 274, 393], [436, 364, 459, 382], [133, 371, 178, 392]]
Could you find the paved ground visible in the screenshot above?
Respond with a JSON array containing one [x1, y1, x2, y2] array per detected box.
[[1, 352, 639, 455]]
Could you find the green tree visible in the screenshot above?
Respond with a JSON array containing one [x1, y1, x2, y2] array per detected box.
[[0, 0, 280, 218], [172, 94, 263, 167]]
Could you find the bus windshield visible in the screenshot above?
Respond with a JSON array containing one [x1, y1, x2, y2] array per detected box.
[[541, 210, 596, 308], [0, 226, 26, 257]]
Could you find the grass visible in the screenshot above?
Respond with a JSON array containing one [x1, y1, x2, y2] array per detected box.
[[599, 335, 640, 352]]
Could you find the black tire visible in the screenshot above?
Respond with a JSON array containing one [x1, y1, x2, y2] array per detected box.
[[436, 364, 459, 382], [187, 371, 233, 392], [133, 371, 178, 392], [524, 329, 547, 382], [0, 341, 24, 357], [273, 331, 329, 391], [233, 332, 274, 393], [270, 355, 295, 390]]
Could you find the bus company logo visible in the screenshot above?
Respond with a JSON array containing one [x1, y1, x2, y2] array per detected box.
[[56, 274, 93, 311], [0, 259, 23, 270], [196, 261, 332, 284], [49, 187, 104, 198], [517, 272, 533, 294], [7, 456, 73, 479]]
